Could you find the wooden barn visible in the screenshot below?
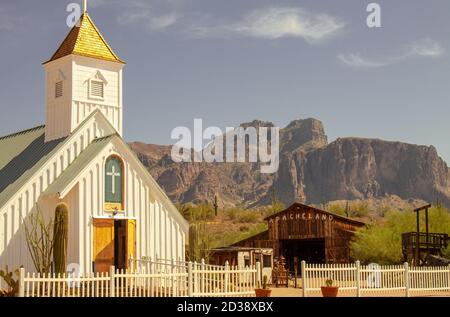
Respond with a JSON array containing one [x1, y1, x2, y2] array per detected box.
[[233, 203, 365, 272]]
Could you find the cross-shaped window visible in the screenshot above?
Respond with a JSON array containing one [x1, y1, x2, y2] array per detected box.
[[105, 156, 123, 210]]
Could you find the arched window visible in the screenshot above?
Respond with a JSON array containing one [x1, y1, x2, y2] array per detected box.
[[105, 156, 124, 212]]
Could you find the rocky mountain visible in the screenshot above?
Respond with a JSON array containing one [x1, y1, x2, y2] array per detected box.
[[129, 118, 450, 208]]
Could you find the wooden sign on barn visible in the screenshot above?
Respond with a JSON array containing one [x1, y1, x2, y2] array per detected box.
[[233, 203, 365, 272]]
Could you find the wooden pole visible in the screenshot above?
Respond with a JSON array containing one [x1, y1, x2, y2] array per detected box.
[[416, 210, 420, 265], [425, 207, 429, 254]]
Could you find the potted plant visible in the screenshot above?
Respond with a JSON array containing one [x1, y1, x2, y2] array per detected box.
[[255, 275, 272, 297], [321, 279, 339, 297], [0, 266, 21, 297]]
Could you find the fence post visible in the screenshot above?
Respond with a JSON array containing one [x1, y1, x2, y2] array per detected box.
[[188, 261, 193, 297], [110, 266, 115, 297], [19, 267, 25, 298], [356, 261, 361, 297], [225, 261, 230, 293], [256, 261, 261, 288], [193, 261, 198, 295], [404, 262, 410, 297], [448, 264, 450, 296], [301, 261, 306, 298], [201, 259, 205, 293]]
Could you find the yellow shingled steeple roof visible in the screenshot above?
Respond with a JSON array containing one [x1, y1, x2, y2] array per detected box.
[[45, 13, 124, 64]]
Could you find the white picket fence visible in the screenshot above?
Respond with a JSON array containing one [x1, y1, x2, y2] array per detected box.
[[301, 261, 450, 297], [18, 259, 260, 298]]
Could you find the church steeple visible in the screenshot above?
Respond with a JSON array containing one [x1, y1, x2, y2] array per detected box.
[[44, 4, 125, 142], [45, 13, 124, 65]]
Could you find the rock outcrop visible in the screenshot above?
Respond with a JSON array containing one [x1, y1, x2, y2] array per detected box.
[[129, 118, 450, 208]]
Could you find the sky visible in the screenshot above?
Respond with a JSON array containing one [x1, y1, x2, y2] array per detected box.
[[0, 0, 450, 162]]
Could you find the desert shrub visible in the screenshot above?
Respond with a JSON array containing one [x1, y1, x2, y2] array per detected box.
[[239, 225, 249, 232], [179, 203, 215, 222], [350, 201, 370, 218], [236, 211, 260, 223], [327, 201, 370, 218], [226, 208, 239, 221], [225, 208, 262, 223], [212, 223, 268, 248], [351, 206, 450, 264], [327, 203, 347, 216]]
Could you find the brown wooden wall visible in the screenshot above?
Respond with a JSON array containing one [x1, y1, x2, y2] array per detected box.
[[234, 203, 365, 264]]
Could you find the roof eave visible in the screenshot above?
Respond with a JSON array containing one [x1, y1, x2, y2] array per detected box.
[[43, 53, 126, 66]]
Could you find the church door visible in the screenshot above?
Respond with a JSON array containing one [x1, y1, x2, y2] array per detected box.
[[93, 219, 115, 273], [114, 220, 128, 270], [127, 219, 136, 269], [93, 218, 137, 272]]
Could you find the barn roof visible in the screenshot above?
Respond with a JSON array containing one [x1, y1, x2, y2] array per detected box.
[[0, 126, 66, 208], [265, 203, 366, 226]]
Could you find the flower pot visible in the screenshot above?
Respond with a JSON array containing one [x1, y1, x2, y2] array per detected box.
[[321, 286, 339, 297], [255, 289, 272, 297]]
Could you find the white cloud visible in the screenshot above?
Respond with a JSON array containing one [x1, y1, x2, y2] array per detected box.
[[339, 38, 445, 68], [92, 0, 179, 31], [408, 38, 444, 57], [149, 14, 178, 30], [189, 7, 345, 43], [116, 4, 178, 31], [338, 53, 388, 68]]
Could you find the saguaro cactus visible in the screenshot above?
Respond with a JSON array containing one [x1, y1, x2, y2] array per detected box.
[[188, 222, 210, 262], [53, 203, 69, 274]]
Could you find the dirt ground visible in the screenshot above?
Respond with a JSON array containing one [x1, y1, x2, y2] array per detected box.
[[270, 287, 450, 297]]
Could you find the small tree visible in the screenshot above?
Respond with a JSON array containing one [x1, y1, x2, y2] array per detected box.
[[24, 204, 54, 274]]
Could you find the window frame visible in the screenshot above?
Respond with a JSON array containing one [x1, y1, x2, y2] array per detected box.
[[104, 155, 125, 212], [89, 79, 105, 100], [55, 81, 63, 99]]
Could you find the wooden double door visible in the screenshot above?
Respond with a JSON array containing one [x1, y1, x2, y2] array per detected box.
[[93, 218, 136, 273]]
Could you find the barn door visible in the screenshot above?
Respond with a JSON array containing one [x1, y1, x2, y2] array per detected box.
[[93, 219, 115, 273], [127, 219, 136, 269]]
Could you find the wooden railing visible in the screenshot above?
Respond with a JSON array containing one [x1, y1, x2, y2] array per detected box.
[[402, 232, 449, 250]]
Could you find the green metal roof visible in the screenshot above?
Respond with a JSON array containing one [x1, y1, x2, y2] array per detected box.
[[0, 126, 66, 208], [0, 110, 107, 210], [44, 134, 115, 196]]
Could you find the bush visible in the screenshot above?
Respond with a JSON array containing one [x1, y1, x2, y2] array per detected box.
[[350, 206, 450, 264], [178, 203, 215, 222], [327, 203, 347, 216], [236, 211, 260, 223], [349, 201, 370, 218]]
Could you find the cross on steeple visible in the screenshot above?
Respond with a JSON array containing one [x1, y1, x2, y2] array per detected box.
[[107, 165, 120, 194], [83, 0, 88, 13]]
